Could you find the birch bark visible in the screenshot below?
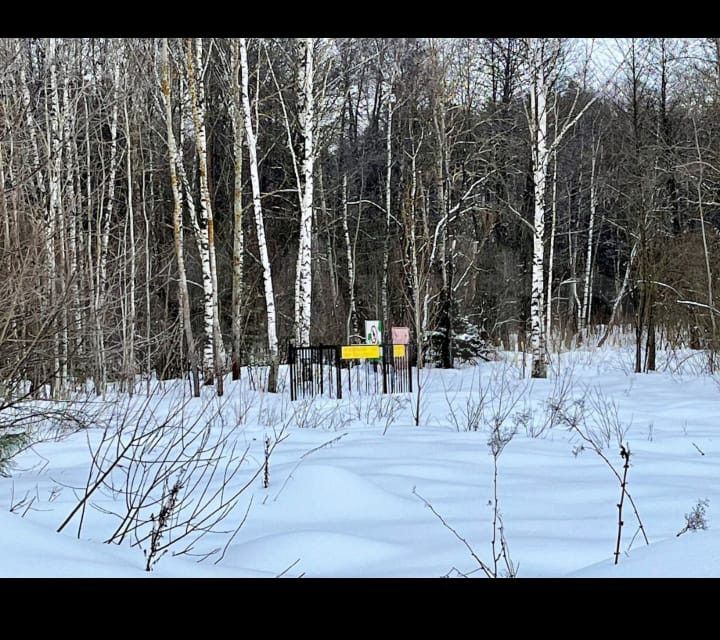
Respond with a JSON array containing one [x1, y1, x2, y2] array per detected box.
[[95, 47, 121, 394], [580, 140, 599, 338], [47, 38, 64, 395], [381, 92, 394, 333], [160, 38, 200, 396], [294, 38, 315, 346], [185, 38, 226, 387], [229, 40, 245, 379], [528, 39, 550, 378], [239, 38, 279, 391], [341, 174, 358, 343]]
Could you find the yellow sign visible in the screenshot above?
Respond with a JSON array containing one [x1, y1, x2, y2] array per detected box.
[[393, 344, 406, 358], [341, 345, 381, 360]]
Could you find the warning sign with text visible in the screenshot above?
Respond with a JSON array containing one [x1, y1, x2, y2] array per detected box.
[[341, 345, 382, 360]]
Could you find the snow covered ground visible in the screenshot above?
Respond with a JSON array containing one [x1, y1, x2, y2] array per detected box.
[[1, 347, 717, 577]]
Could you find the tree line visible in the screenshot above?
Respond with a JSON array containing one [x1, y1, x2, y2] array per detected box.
[[1, 37, 719, 397]]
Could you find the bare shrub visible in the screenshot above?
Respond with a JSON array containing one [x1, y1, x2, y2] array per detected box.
[[57, 390, 277, 570], [443, 371, 489, 433], [677, 499, 710, 537], [550, 387, 649, 559], [1, 391, 103, 478], [286, 395, 350, 431], [414, 368, 519, 578]]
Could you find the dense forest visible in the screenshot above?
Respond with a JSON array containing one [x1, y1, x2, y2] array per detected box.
[[1, 37, 719, 398]]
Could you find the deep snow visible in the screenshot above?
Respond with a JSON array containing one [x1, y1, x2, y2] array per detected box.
[[1, 346, 717, 577]]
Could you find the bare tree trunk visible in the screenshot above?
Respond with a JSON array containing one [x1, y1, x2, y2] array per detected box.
[[239, 38, 279, 392], [566, 221, 580, 348], [294, 38, 315, 346], [47, 38, 64, 396], [0, 136, 7, 252], [598, 242, 637, 348], [693, 118, 717, 370], [341, 175, 358, 342], [433, 67, 453, 370], [160, 38, 199, 397], [526, 38, 597, 374], [141, 141, 153, 394], [82, 90, 96, 385], [319, 164, 339, 325], [19, 41, 45, 200], [123, 100, 136, 394], [186, 38, 226, 394], [62, 70, 82, 364], [95, 47, 121, 395], [528, 40, 549, 378], [407, 143, 426, 426], [230, 40, 245, 381], [646, 302, 656, 371], [545, 149, 558, 350], [580, 139, 599, 339], [381, 94, 394, 332]]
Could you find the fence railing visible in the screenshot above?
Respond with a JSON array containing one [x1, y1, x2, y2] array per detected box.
[[288, 343, 415, 401]]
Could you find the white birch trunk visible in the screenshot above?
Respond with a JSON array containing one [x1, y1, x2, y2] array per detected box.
[[408, 150, 424, 356], [294, 38, 314, 346], [0, 139, 7, 251], [19, 42, 45, 201], [381, 95, 393, 331], [142, 142, 152, 392], [160, 38, 199, 394], [528, 39, 549, 378], [82, 91, 96, 379], [545, 150, 558, 350], [47, 38, 64, 395], [239, 38, 279, 389], [20, 41, 49, 389], [95, 48, 121, 394], [229, 40, 245, 376], [185, 38, 223, 381], [341, 174, 358, 342], [526, 38, 597, 373], [580, 143, 598, 338], [62, 72, 82, 360], [123, 101, 136, 392]]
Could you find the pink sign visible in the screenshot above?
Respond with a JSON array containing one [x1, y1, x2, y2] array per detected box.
[[391, 327, 410, 344]]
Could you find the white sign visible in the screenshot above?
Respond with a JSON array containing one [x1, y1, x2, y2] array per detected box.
[[365, 320, 383, 345]]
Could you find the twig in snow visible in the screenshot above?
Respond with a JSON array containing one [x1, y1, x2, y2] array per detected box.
[[413, 487, 494, 579], [276, 558, 302, 578], [691, 442, 705, 456], [614, 443, 630, 565]]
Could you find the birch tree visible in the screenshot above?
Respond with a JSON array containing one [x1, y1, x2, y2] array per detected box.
[[47, 38, 64, 395], [95, 44, 121, 394], [381, 87, 395, 335], [160, 38, 200, 397], [293, 37, 315, 346], [239, 38, 279, 392], [525, 38, 598, 378], [580, 135, 601, 339], [229, 39, 245, 379], [185, 38, 226, 392]]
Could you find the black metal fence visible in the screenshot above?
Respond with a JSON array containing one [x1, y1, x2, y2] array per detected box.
[[288, 343, 415, 401], [382, 343, 414, 394], [288, 344, 342, 401]]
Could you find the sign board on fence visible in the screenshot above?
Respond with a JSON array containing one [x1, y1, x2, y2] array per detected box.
[[393, 344, 406, 358], [365, 320, 383, 345], [391, 327, 410, 344], [341, 344, 382, 360]]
